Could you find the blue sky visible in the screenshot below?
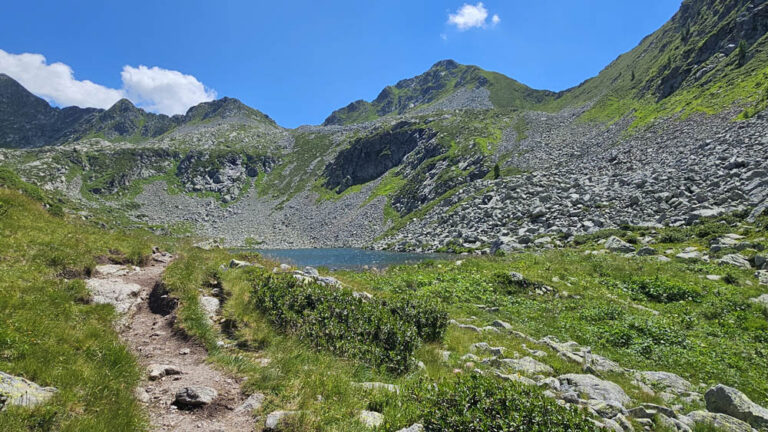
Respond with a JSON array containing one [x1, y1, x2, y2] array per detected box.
[[1, 1, 681, 127]]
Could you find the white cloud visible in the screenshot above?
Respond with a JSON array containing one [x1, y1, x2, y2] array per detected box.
[[0, 49, 124, 109], [121, 65, 216, 116], [448, 2, 499, 31], [0, 49, 216, 115]]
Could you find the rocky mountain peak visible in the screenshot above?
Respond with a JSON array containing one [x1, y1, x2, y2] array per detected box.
[[183, 97, 277, 127]]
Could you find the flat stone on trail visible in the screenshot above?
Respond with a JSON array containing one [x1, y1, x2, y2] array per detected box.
[[173, 386, 217, 408], [85, 278, 142, 314], [148, 364, 182, 381], [93, 264, 139, 277], [559, 374, 631, 407], [705, 384, 768, 430], [0, 371, 58, 409]]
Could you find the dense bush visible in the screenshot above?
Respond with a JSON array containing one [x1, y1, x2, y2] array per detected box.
[[385, 294, 448, 342], [624, 277, 701, 303], [247, 270, 447, 373], [403, 374, 597, 432]]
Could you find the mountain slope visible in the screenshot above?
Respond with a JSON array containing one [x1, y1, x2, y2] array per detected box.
[[323, 60, 555, 126], [549, 0, 768, 123], [0, 73, 98, 148]]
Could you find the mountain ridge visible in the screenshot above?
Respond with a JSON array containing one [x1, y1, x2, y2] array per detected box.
[[0, 74, 278, 148]]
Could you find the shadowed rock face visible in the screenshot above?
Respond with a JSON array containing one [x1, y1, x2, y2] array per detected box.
[[323, 122, 437, 193]]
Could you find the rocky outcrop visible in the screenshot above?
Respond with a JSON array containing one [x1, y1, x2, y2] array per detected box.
[[558, 374, 631, 407], [0, 371, 57, 410], [177, 150, 277, 202], [323, 122, 437, 193], [705, 384, 768, 430]]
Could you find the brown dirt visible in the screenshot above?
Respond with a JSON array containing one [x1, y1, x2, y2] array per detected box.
[[92, 255, 257, 431]]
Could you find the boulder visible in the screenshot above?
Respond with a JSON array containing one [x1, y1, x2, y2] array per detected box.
[[173, 386, 217, 408], [750, 294, 768, 309], [396, 424, 424, 432], [676, 251, 710, 262], [356, 382, 399, 393], [635, 371, 694, 395], [755, 255, 767, 270], [717, 254, 752, 269], [265, 410, 300, 430], [637, 246, 658, 256], [686, 410, 753, 432], [705, 384, 768, 430], [495, 356, 554, 375], [605, 236, 635, 253], [229, 259, 253, 268], [199, 296, 220, 320], [757, 270, 768, 286], [491, 320, 513, 331], [559, 374, 631, 407], [0, 371, 58, 409], [235, 392, 266, 414], [359, 410, 384, 428]]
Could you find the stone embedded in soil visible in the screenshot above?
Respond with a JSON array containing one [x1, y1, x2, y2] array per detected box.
[[173, 386, 218, 408]]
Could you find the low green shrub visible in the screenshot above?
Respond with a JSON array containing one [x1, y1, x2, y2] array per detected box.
[[247, 269, 443, 373], [390, 374, 597, 431], [385, 294, 448, 342], [623, 277, 701, 303]]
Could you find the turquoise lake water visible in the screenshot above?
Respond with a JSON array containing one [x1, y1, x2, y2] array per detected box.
[[253, 248, 451, 270]]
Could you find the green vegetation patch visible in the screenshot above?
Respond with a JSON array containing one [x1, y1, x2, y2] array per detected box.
[[0, 186, 158, 431], [243, 268, 447, 374], [383, 374, 597, 431]]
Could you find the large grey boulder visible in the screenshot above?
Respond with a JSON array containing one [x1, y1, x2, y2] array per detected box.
[[559, 374, 631, 407], [0, 371, 58, 409], [605, 236, 635, 253], [174, 386, 217, 408], [705, 384, 768, 430], [686, 411, 753, 432], [717, 254, 752, 269], [635, 371, 694, 395]]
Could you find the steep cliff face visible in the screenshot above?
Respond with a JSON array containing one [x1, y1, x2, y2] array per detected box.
[[322, 122, 437, 193]]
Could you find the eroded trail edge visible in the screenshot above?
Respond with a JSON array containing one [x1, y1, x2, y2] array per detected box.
[[87, 253, 255, 432]]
